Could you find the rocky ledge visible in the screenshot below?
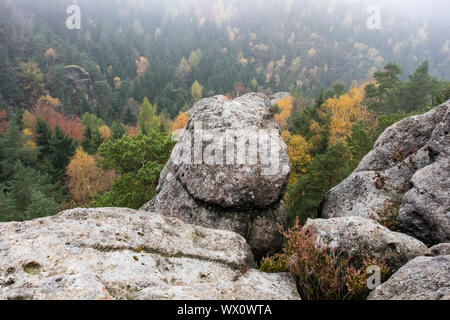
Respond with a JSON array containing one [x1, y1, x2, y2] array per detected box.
[[0, 208, 299, 300]]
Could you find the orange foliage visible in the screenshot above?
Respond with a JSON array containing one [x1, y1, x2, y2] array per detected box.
[[274, 95, 294, 130], [0, 110, 8, 133], [66, 148, 117, 205], [127, 126, 139, 137], [33, 96, 83, 141], [99, 125, 112, 140], [136, 56, 150, 77], [171, 112, 189, 132]]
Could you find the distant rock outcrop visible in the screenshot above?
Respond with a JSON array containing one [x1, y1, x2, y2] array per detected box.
[[320, 101, 450, 246], [64, 65, 96, 103], [304, 217, 427, 272], [0, 208, 299, 300], [142, 93, 291, 259]]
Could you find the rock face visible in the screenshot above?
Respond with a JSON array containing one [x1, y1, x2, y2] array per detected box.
[[425, 243, 450, 257], [320, 101, 450, 245], [0, 208, 299, 300], [368, 255, 450, 300], [64, 65, 96, 103], [142, 93, 291, 259], [304, 217, 427, 272]]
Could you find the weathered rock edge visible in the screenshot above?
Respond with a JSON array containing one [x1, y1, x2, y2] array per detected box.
[[0, 208, 300, 300]]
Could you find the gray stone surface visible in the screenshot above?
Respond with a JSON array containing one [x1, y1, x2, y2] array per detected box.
[[425, 243, 450, 257], [368, 255, 450, 300], [320, 101, 450, 245], [304, 216, 427, 272], [0, 208, 300, 300], [142, 93, 291, 258]]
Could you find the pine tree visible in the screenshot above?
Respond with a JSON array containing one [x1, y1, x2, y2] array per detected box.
[[287, 143, 352, 225]]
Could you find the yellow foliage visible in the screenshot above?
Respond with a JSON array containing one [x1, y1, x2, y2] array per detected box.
[[66, 148, 116, 205], [171, 112, 189, 132], [38, 94, 61, 108], [191, 81, 203, 102], [319, 86, 370, 146], [99, 125, 112, 140], [136, 56, 149, 77], [22, 128, 36, 148], [274, 95, 294, 130], [113, 76, 121, 89], [282, 131, 312, 184], [308, 48, 316, 58], [22, 110, 36, 132]]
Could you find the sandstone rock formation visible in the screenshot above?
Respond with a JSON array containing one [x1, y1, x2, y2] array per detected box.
[[368, 255, 450, 300], [0, 208, 299, 300], [142, 93, 291, 259], [320, 101, 450, 245], [304, 216, 427, 272], [64, 65, 96, 103]]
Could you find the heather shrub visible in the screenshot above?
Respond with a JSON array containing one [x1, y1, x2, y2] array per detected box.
[[260, 220, 389, 300]]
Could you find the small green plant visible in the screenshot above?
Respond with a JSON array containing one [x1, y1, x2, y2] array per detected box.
[[269, 104, 281, 117]]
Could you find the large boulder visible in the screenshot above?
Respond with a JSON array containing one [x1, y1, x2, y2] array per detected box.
[[0, 208, 299, 300], [141, 93, 291, 259], [368, 255, 450, 300], [304, 217, 427, 272], [320, 101, 450, 245]]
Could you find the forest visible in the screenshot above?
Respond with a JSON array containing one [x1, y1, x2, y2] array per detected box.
[[0, 0, 449, 224]]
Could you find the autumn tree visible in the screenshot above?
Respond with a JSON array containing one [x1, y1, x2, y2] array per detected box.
[[274, 95, 294, 130], [33, 95, 83, 141], [319, 86, 371, 146], [137, 97, 166, 134], [191, 81, 203, 102], [113, 76, 121, 89], [171, 112, 189, 132], [136, 56, 150, 77], [17, 62, 45, 106], [66, 148, 116, 206], [177, 57, 192, 82], [282, 131, 312, 185], [0, 110, 8, 133], [188, 49, 203, 69], [44, 48, 56, 66]]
